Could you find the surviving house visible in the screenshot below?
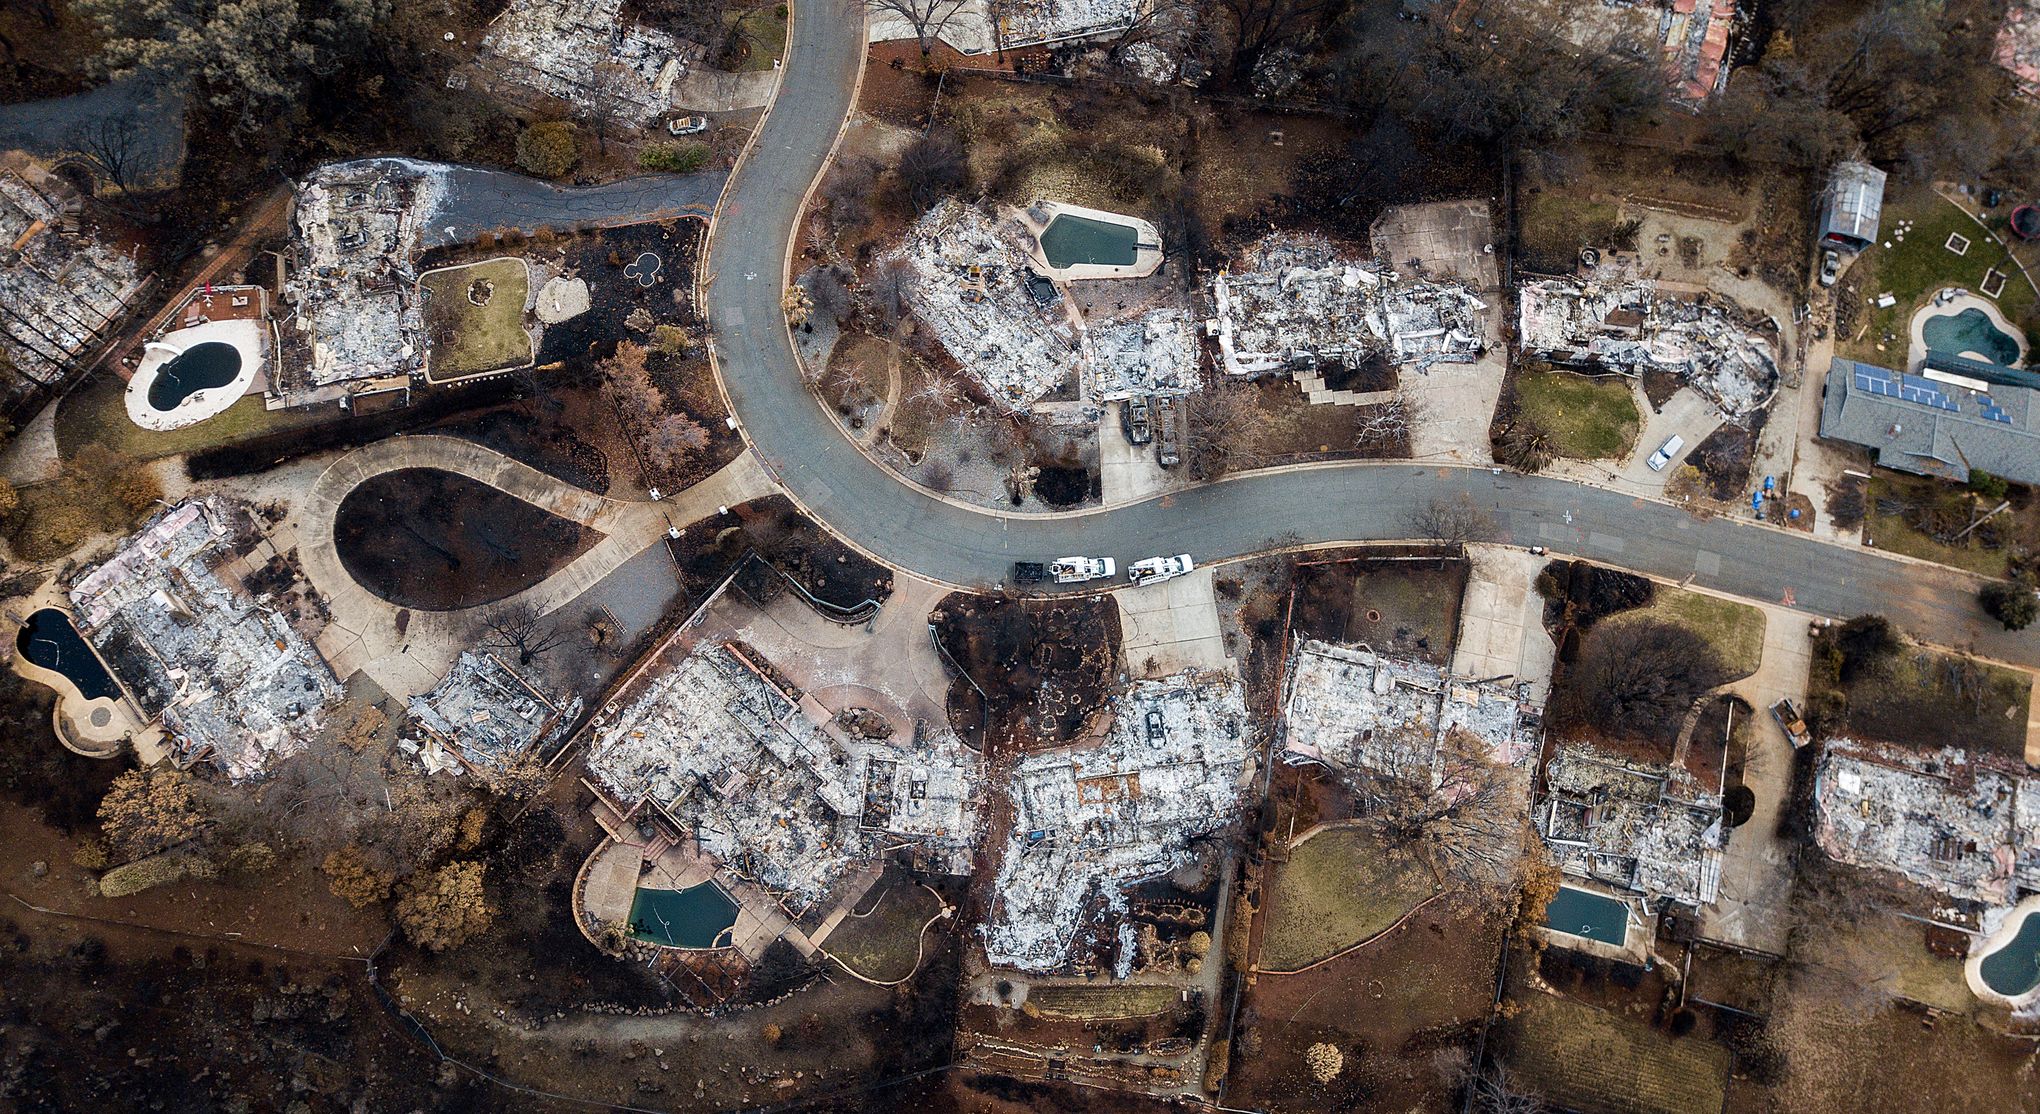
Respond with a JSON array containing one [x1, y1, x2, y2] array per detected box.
[[1818, 355, 2040, 486]]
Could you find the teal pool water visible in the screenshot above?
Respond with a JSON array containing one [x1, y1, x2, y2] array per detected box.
[[628, 882, 738, 948], [1039, 213, 1139, 268], [1544, 885, 1629, 946], [1979, 911, 2040, 997], [1922, 307, 2022, 366], [147, 341, 242, 410]]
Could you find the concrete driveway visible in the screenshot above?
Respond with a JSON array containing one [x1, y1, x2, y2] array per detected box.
[[1117, 568, 1230, 677]]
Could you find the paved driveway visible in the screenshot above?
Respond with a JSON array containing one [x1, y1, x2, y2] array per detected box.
[[425, 166, 728, 249]]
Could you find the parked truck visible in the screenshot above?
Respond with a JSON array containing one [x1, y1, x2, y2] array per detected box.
[[1128, 554, 1195, 586], [1771, 698, 1810, 748], [1050, 556, 1116, 583], [1154, 395, 1181, 467]]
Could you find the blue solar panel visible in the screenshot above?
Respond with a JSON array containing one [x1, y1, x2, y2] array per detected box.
[[1853, 361, 2018, 424]]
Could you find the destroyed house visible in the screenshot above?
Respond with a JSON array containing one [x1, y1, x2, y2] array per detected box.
[[405, 651, 568, 776], [70, 500, 342, 779], [0, 163, 142, 389], [586, 643, 980, 910], [1818, 160, 1886, 253], [1814, 738, 2040, 905], [1818, 356, 2040, 486], [1540, 744, 1723, 909], [984, 672, 1250, 971], [1281, 640, 1540, 777], [1517, 277, 1777, 417], [462, 0, 706, 127]]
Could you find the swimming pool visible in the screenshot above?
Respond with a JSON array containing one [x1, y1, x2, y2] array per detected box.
[[1039, 213, 1140, 268], [1922, 307, 2023, 365], [145, 341, 243, 410], [628, 881, 738, 948], [17, 608, 119, 701], [1978, 910, 2040, 998], [1544, 885, 1630, 947]]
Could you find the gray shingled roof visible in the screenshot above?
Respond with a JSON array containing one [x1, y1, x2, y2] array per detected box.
[[1819, 357, 2040, 484]]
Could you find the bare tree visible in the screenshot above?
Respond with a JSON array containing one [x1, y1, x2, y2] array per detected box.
[[1403, 493, 1495, 548], [866, 257, 916, 339], [1186, 377, 1277, 478], [898, 126, 967, 213], [70, 115, 147, 197], [1356, 727, 1528, 894], [482, 604, 567, 667], [866, 0, 965, 57], [643, 412, 709, 473], [1469, 1065, 1546, 1114], [1565, 619, 1732, 735]]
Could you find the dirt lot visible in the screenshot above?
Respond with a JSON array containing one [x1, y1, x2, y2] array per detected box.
[[1810, 640, 2031, 760], [1227, 889, 1504, 1112], [932, 592, 1120, 755], [1286, 551, 1469, 667], [669, 494, 894, 612], [334, 466, 597, 610]]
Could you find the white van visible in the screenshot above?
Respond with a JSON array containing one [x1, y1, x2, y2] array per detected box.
[[1647, 434, 1685, 472]]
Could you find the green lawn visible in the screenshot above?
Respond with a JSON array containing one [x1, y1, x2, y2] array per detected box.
[[1605, 586, 1766, 680], [822, 879, 940, 984], [54, 369, 329, 463], [1514, 369, 1640, 461], [1840, 190, 2039, 365], [1257, 826, 1437, 972], [722, 4, 787, 73], [418, 258, 533, 382]]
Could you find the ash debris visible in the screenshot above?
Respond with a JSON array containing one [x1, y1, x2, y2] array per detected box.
[[890, 0, 1144, 55], [457, 0, 706, 127], [401, 650, 576, 779], [71, 499, 342, 780], [984, 670, 1251, 972], [278, 159, 447, 404], [1517, 276, 1778, 417], [1814, 738, 2040, 906], [1086, 307, 1198, 400], [893, 199, 1084, 409], [1209, 234, 1486, 379], [585, 642, 982, 913], [1280, 640, 1540, 777], [0, 160, 143, 387], [1540, 741, 1724, 909]]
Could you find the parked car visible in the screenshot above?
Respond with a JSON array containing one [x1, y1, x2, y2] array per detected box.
[[1050, 557, 1116, 584], [667, 114, 710, 136], [1128, 554, 1195, 586], [1771, 698, 1810, 748], [1122, 396, 1153, 445], [1818, 249, 1840, 287], [1012, 562, 1046, 584], [1646, 434, 1685, 472]]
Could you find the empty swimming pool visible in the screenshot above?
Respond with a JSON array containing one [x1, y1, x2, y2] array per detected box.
[[1039, 213, 1140, 268], [17, 608, 119, 701], [628, 881, 738, 948], [146, 341, 243, 411], [1979, 911, 2040, 998], [1922, 307, 2022, 366], [1544, 885, 1629, 946]]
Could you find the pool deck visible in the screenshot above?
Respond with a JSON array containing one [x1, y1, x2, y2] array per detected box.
[[1535, 883, 1653, 964], [1016, 200, 1163, 282], [575, 828, 819, 962], [4, 598, 161, 760], [1907, 291, 2029, 371]]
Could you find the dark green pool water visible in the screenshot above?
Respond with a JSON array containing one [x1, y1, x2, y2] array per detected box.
[[1979, 911, 2040, 997], [1544, 885, 1629, 946], [18, 608, 119, 701], [628, 882, 738, 948], [147, 341, 242, 410], [1922, 307, 2022, 366], [1039, 213, 1139, 268]]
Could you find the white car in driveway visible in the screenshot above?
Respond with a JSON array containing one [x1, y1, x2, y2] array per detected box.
[[1127, 554, 1195, 586], [1646, 434, 1685, 472], [1050, 557, 1116, 584]]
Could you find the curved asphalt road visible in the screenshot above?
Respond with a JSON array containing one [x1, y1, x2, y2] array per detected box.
[[705, 1, 2038, 669]]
